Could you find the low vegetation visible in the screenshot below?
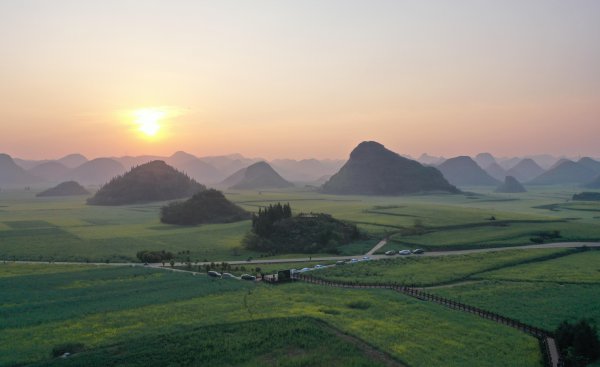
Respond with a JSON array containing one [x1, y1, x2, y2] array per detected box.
[[38, 317, 389, 367], [0, 264, 541, 367], [311, 248, 570, 286]]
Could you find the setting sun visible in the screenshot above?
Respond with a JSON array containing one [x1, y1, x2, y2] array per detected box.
[[134, 108, 164, 137]]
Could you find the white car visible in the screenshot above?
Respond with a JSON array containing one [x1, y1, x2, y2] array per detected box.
[[398, 250, 412, 255], [299, 267, 312, 272], [314, 264, 325, 269], [362, 256, 371, 261], [350, 258, 358, 263], [221, 272, 236, 278], [385, 250, 396, 256]]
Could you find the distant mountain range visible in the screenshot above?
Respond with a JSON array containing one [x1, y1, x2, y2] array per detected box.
[[3, 149, 599, 190], [528, 158, 600, 185]]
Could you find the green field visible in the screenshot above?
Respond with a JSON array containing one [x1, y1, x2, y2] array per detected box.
[[0, 264, 541, 367], [427, 249, 600, 332], [310, 248, 572, 286], [36, 317, 391, 367], [1, 186, 599, 262]]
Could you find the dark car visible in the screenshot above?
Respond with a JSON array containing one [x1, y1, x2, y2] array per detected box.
[[207, 270, 222, 278], [412, 249, 425, 254], [241, 274, 256, 281]]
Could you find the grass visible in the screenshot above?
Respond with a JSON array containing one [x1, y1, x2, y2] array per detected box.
[[36, 317, 391, 367], [0, 264, 541, 367], [431, 281, 600, 331], [309, 248, 571, 286], [476, 249, 600, 284], [1, 186, 599, 262]]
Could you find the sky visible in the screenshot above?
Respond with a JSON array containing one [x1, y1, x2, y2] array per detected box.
[[1, 0, 599, 160]]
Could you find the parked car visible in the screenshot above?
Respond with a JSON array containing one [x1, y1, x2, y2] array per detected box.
[[412, 249, 425, 254], [299, 267, 312, 272], [385, 250, 396, 256], [398, 250, 412, 255], [336, 260, 346, 265], [362, 256, 371, 261], [207, 270, 222, 278], [221, 272, 236, 278], [240, 274, 256, 281], [314, 264, 325, 269], [350, 258, 358, 263]]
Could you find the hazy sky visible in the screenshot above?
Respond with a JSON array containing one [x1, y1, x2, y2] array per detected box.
[[1, 0, 599, 160]]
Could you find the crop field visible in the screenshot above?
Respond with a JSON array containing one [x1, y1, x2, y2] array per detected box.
[[36, 317, 391, 367], [0, 264, 541, 367], [429, 249, 600, 331], [309, 248, 572, 286], [1, 186, 599, 262]]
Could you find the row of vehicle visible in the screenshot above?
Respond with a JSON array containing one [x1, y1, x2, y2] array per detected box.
[[207, 270, 256, 281], [385, 249, 425, 256]]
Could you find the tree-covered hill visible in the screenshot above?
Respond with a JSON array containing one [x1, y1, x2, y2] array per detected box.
[[160, 189, 250, 225], [87, 160, 204, 205], [37, 181, 90, 197]]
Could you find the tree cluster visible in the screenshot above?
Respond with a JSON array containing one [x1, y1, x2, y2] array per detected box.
[[136, 250, 174, 263], [244, 203, 361, 254], [251, 203, 292, 237], [555, 319, 600, 367]]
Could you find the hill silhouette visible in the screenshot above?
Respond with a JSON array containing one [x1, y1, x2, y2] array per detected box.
[[37, 181, 90, 197], [495, 176, 527, 193], [160, 189, 250, 225], [474, 153, 497, 168], [584, 175, 600, 189], [87, 161, 205, 205], [484, 162, 506, 181], [528, 160, 597, 185], [437, 156, 500, 186], [28, 161, 70, 182], [166, 152, 223, 184], [58, 154, 88, 168], [0, 153, 41, 186], [221, 161, 293, 190], [68, 158, 126, 185], [321, 141, 458, 195], [505, 158, 545, 182], [577, 157, 600, 174]]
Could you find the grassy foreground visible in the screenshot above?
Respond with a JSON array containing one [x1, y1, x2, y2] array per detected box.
[[0, 264, 541, 367]]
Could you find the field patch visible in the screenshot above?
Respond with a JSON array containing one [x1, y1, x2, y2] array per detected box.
[[305, 249, 570, 286], [36, 317, 395, 367]]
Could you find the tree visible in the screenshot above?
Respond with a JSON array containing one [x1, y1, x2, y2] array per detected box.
[[169, 259, 175, 268], [556, 319, 600, 366]]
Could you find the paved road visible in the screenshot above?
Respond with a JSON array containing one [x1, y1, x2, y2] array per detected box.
[[5, 242, 599, 269]]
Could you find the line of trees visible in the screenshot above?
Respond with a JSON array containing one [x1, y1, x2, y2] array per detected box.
[[136, 250, 174, 263], [251, 203, 292, 237]]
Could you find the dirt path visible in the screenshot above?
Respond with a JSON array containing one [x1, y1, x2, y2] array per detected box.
[[366, 238, 388, 255]]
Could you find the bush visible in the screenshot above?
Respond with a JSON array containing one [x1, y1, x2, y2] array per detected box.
[[51, 343, 85, 357], [136, 250, 174, 263], [555, 319, 600, 367]]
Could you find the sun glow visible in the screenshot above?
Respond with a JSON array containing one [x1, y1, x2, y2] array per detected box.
[[134, 108, 165, 137]]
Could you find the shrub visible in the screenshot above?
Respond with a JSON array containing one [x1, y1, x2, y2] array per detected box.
[[555, 319, 600, 367]]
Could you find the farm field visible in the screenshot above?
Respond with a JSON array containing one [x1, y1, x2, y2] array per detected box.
[[0, 264, 541, 367], [428, 249, 600, 332], [309, 248, 573, 286], [0, 186, 599, 263], [35, 317, 391, 367]]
